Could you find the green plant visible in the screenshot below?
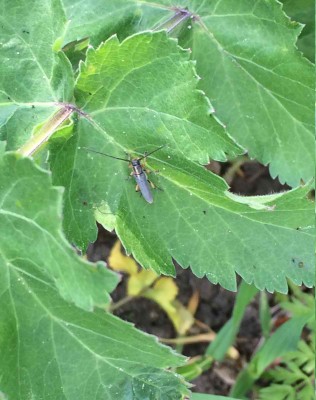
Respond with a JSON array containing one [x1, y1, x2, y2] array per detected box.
[[258, 287, 315, 400], [259, 285, 315, 400], [230, 285, 314, 399], [258, 336, 315, 400], [0, 0, 314, 399]]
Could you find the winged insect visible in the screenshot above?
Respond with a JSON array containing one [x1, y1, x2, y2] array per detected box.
[[83, 145, 165, 203]]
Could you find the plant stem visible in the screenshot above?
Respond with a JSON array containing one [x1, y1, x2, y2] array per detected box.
[[223, 155, 250, 185], [160, 332, 216, 345], [17, 106, 73, 157], [194, 318, 213, 332], [108, 278, 160, 312], [160, 333, 239, 359], [109, 296, 133, 312]]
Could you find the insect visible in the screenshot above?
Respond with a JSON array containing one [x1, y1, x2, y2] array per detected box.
[[83, 145, 165, 203]]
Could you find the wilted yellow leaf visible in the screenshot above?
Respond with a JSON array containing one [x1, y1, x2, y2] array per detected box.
[[152, 277, 178, 302], [144, 278, 194, 335], [169, 300, 195, 335], [108, 241, 138, 275], [108, 241, 194, 335], [127, 270, 158, 296]]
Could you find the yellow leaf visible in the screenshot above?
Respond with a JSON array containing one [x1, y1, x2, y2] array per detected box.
[[169, 300, 195, 335], [152, 277, 178, 302], [108, 241, 138, 275], [127, 270, 158, 296], [144, 278, 194, 335], [108, 241, 195, 334]]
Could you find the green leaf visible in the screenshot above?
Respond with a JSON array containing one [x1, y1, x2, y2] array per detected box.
[[0, 265, 188, 399], [51, 31, 239, 233], [259, 385, 296, 400], [0, 0, 74, 150], [62, 0, 314, 186], [181, 0, 314, 186], [253, 314, 312, 373], [177, 356, 213, 381], [206, 282, 258, 359], [50, 32, 314, 292], [0, 152, 118, 310], [63, 0, 139, 46], [75, 32, 240, 161], [259, 291, 272, 338], [281, 0, 315, 62]]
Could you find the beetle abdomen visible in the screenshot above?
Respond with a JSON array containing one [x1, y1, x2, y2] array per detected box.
[[134, 172, 153, 204]]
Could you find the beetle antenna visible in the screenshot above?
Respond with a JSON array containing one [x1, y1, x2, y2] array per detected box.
[[82, 147, 130, 162], [138, 144, 166, 160]]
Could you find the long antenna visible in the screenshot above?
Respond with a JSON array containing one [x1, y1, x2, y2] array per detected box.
[[138, 144, 166, 160], [82, 147, 130, 162]]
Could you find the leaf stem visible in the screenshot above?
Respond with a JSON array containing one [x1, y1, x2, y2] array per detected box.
[[17, 106, 74, 157], [154, 8, 194, 33]]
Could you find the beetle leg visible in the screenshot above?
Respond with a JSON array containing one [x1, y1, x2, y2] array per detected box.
[[143, 167, 159, 175], [135, 184, 140, 192], [148, 180, 155, 189], [148, 179, 163, 191]]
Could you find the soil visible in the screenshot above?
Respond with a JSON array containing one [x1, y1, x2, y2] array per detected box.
[[87, 160, 290, 396]]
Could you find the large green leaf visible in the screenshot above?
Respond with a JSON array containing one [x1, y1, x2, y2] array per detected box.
[[0, 150, 118, 310], [62, 0, 315, 186], [0, 147, 188, 398], [51, 31, 241, 245], [0, 257, 188, 399], [0, 0, 73, 149], [181, 0, 314, 186], [50, 33, 314, 293]]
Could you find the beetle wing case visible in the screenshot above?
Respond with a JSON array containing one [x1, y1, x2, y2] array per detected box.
[[134, 172, 154, 203]]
